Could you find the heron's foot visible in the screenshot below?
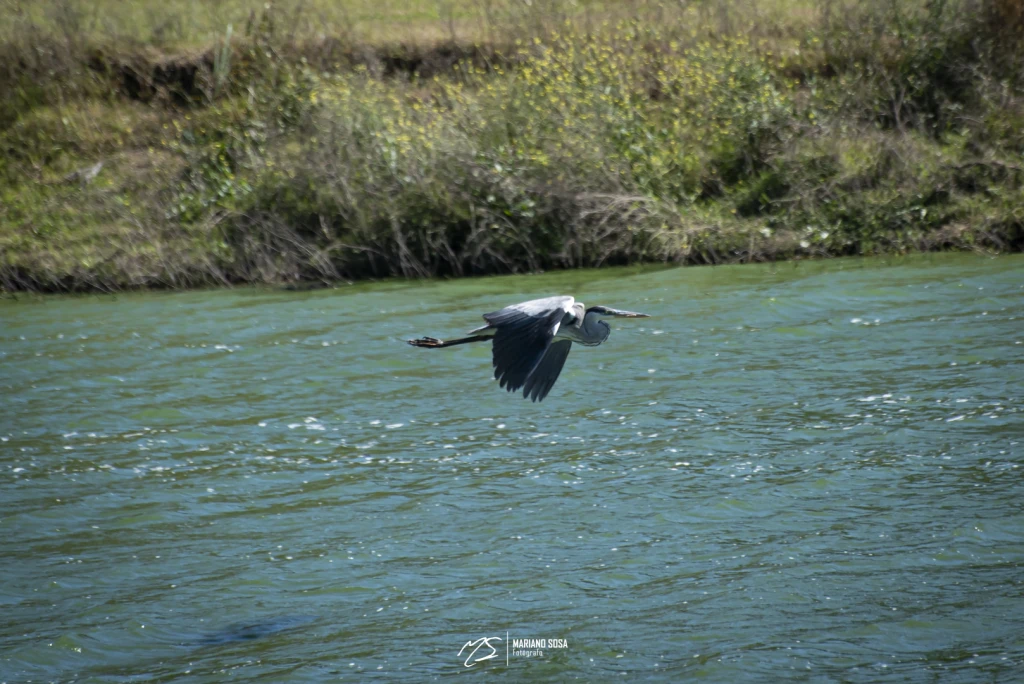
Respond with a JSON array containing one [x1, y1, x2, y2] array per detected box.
[[408, 336, 444, 348]]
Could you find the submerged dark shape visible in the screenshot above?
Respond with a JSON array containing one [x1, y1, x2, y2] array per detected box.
[[408, 295, 650, 402], [197, 615, 319, 645]]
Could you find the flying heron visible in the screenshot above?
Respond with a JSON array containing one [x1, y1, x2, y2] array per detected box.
[[408, 296, 650, 402]]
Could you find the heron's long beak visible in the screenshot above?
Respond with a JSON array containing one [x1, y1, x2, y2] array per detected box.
[[609, 309, 650, 318]]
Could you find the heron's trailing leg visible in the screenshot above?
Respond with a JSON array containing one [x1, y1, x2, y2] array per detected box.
[[408, 335, 489, 348]]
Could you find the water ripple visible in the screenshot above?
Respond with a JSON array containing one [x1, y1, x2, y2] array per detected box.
[[1, 254, 1022, 681]]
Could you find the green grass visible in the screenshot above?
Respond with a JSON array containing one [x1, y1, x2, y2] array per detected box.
[[0, 0, 821, 48], [0, 0, 1021, 292]]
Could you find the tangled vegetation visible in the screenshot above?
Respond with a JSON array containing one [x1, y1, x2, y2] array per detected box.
[[1, 0, 1022, 291]]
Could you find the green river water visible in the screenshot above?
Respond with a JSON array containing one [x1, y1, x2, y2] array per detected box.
[[1, 253, 1022, 682]]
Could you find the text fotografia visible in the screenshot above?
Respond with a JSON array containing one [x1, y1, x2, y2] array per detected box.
[[459, 633, 569, 667], [511, 638, 569, 659]]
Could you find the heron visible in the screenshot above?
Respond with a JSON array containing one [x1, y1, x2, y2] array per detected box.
[[408, 296, 650, 402]]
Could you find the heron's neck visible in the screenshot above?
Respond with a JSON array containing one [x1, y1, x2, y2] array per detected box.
[[580, 313, 610, 345]]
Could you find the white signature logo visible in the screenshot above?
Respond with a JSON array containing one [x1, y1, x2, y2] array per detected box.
[[458, 636, 503, 668]]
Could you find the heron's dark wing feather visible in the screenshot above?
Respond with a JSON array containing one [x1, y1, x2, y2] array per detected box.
[[489, 307, 564, 393], [523, 340, 572, 402]]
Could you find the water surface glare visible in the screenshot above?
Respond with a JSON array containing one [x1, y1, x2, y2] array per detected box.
[[1, 254, 1022, 682]]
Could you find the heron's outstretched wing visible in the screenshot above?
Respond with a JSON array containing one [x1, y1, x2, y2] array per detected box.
[[523, 340, 572, 402], [483, 296, 575, 324], [485, 297, 574, 393]]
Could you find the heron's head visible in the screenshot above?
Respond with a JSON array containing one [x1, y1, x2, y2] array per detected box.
[[581, 305, 650, 344]]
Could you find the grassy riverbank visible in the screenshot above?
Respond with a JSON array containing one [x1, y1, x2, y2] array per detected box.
[[1, 0, 1022, 292]]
